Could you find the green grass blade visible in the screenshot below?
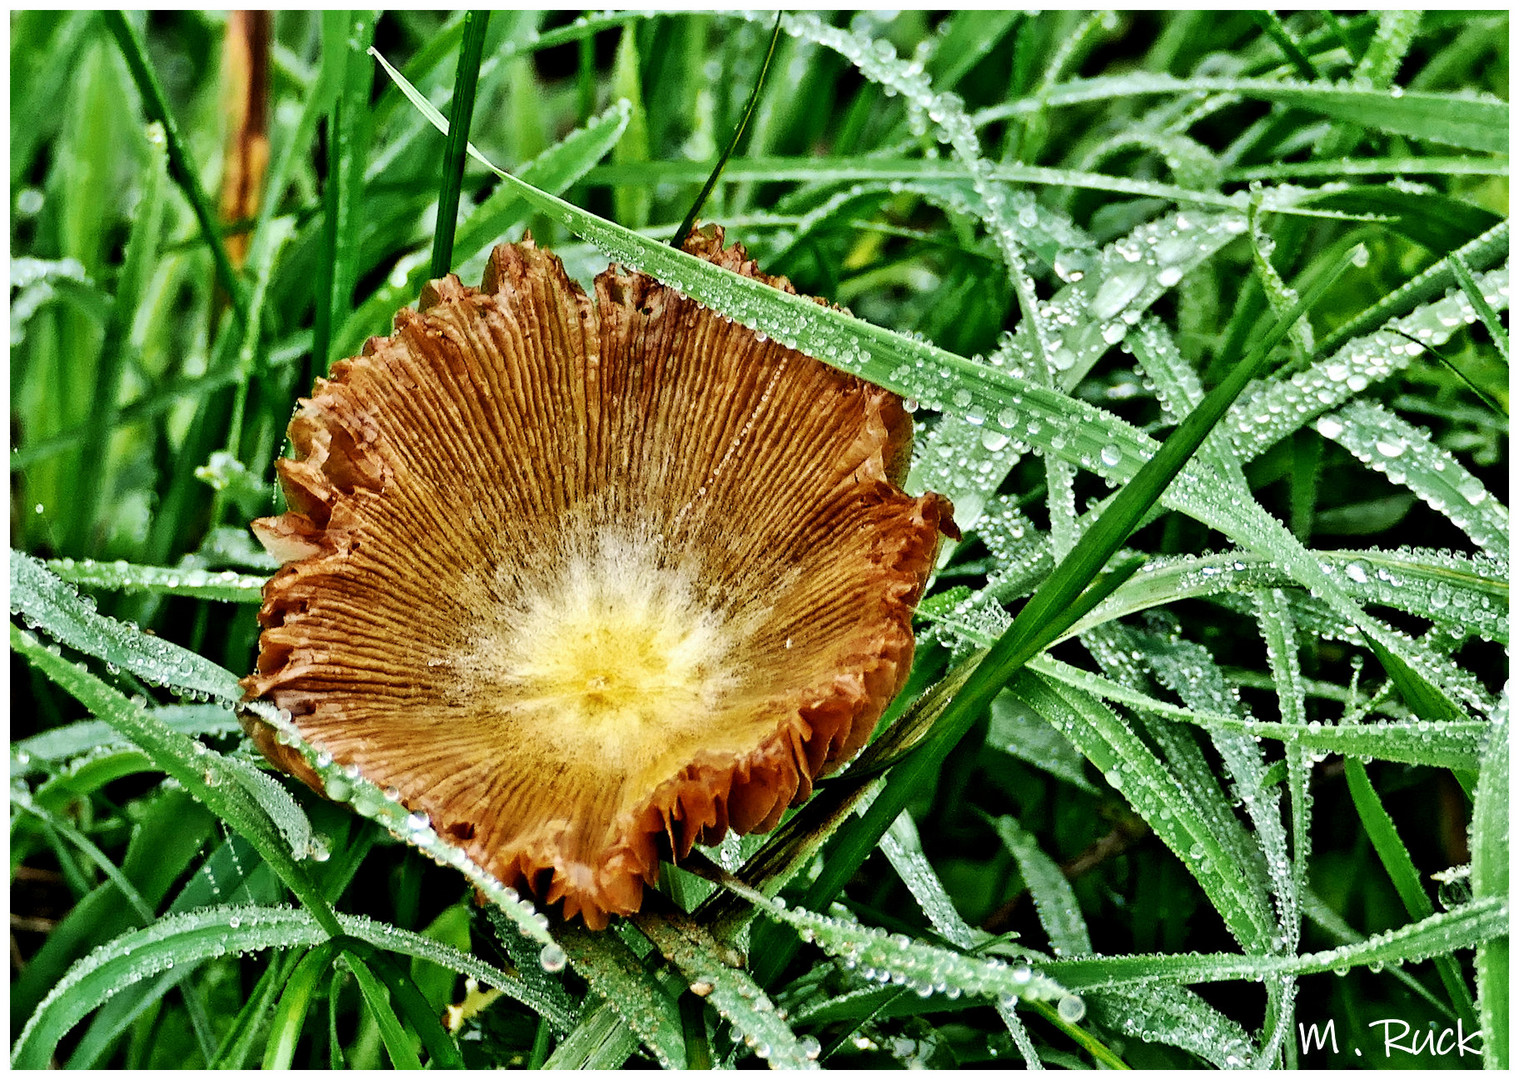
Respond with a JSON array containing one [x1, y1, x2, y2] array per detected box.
[[66, 119, 167, 554], [1344, 758, 1479, 1024], [14, 704, 238, 770], [1251, 10, 1323, 80], [1316, 222, 1508, 358], [993, 815, 1092, 955], [1043, 897, 1507, 991], [429, 10, 490, 278], [1450, 252, 1510, 364], [721, 872, 1071, 1007], [634, 906, 812, 1070], [45, 558, 265, 603], [340, 950, 425, 1069], [558, 925, 686, 1068], [101, 12, 248, 324], [609, 25, 652, 234], [980, 74, 1509, 154], [210, 942, 299, 1067], [262, 943, 339, 1069], [1472, 703, 1509, 1069], [360, 947, 465, 1069], [13, 552, 244, 702], [313, 11, 377, 377], [542, 999, 638, 1069]]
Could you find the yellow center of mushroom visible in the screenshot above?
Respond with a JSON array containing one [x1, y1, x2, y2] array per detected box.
[[460, 530, 743, 745]]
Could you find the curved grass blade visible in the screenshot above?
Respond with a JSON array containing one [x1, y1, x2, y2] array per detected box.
[[718, 871, 1070, 1007], [11, 625, 339, 938], [671, 11, 782, 248], [980, 74, 1508, 154], [13, 552, 244, 702], [1043, 896, 1507, 992], [1314, 221, 1507, 360], [1449, 252, 1510, 365], [45, 558, 264, 602], [341, 949, 425, 1070], [13, 704, 239, 771], [633, 906, 813, 1070], [543, 999, 639, 1069], [1316, 401, 1508, 557]]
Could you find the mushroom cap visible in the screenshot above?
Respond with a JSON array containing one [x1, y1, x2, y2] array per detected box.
[[242, 227, 955, 928]]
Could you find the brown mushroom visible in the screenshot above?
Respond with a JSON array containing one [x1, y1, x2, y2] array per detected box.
[[241, 226, 955, 929]]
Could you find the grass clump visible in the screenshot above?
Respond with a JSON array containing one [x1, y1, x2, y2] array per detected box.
[[11, 10, 1508, 1070]]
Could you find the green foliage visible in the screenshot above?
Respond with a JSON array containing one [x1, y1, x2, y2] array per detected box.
[[11, 10, 1507, 1070]]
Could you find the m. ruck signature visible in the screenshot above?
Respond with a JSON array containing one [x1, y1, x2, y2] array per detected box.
[[1298, 1018, 1482, 1060]]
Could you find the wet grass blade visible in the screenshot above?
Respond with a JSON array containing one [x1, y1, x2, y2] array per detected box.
[[1472, 705, 1508, 1069], [1449, 252, 1510, 365], [11, 624, 341, 938], [103, 12, 248, 324], [430, 11, 490, 278]]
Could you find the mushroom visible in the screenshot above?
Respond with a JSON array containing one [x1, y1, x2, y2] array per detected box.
[[242, 226, 955, 928]]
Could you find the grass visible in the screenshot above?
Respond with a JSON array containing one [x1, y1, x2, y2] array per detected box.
[[9, 9, 1509, 1070]]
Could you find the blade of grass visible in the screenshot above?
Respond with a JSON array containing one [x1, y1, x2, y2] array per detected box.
[[671, 11, 782, 247], [976, 73, 1509, 154], [10, 624, 341, 939], [361, 947, 465, 1069], [1040, 897, 1507, 990], [313, 11, 377, 379], [262, 943, 340, 1069], [102, 12, 248, 324], [430, 11, 490, 278], [1471, 705, 1508, 1069], [210, 948, 299, 1067], [1250, 11, 1324, 80], [609, 25, 651, 232], [1449, 252, 1510, 364], [342, 950, 424, 1070], [556, 925, 686, 1068], [1344, 758, 1479, 1025], [66, 119, 166, 554]]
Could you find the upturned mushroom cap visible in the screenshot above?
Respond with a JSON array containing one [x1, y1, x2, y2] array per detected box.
[[242, 227, 955, 928]]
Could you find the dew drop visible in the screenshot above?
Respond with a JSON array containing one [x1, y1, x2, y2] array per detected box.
[[539, 943, 567, 973]]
